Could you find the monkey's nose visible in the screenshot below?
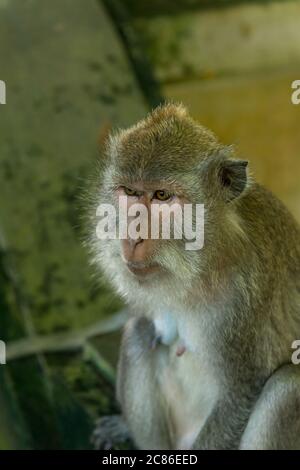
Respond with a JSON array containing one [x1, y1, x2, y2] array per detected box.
[[128, 237, 143, 249], [121, 237, 144, 263]]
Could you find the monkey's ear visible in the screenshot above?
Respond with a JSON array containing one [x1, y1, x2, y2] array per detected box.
[[219, 159, 248, 201]]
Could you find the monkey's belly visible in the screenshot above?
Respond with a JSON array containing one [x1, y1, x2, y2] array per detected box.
[[158, 345, 218, 450]]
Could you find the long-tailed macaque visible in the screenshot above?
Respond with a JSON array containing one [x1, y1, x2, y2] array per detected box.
[[89, 103, 300, 449]]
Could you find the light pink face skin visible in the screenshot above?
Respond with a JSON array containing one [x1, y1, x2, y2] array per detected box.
[[115, 183, 185, 278]]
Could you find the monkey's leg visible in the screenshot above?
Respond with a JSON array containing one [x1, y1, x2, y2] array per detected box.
[[240, 364, 300, 449], [116, 316, 171, 450]]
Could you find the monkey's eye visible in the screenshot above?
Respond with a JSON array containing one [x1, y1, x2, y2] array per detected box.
[[154, 190, 172, 201], [123, 187, 138, 197]]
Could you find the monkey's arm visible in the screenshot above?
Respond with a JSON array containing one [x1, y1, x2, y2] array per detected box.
[[240, 364, 300, 449], [194, 364, 300, 450], [91, 316, 158, 450], [115, 316, 172, 449], [192, 389, 253, 450]]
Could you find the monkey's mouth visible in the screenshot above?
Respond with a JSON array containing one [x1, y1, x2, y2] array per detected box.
[[125, 261, 161, 277]]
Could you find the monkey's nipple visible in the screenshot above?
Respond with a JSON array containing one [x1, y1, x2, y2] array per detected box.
[[176, 343, 186, 357]]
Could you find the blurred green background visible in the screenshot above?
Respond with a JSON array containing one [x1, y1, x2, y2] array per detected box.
[[0, 0, 299, 449]]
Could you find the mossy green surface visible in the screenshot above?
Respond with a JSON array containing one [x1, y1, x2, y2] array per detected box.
[[122, 0, 284, 18], [0, 0, 147, 449]]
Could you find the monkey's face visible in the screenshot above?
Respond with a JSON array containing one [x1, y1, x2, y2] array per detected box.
[[97, 179, 200, 295], [91, 170, 206, 307], [91, 104, 249, 305], [116, 183, 189, 276]]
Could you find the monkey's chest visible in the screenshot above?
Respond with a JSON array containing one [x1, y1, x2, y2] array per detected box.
[[153, 312, 219, 449]]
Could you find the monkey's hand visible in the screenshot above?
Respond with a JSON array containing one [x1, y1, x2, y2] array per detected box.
[[91, 414, 132, 450]]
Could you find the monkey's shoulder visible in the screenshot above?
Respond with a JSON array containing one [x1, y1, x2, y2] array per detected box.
[[238, 182, 300, 257]]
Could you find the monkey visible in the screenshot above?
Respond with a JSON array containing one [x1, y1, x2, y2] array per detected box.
[[88, 103, 300, 450]]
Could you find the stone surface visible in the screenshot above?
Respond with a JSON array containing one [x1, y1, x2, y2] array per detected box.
[[0, 0, 147, 335], [0, 0, 148, 449], [135, 1, 300, 83]]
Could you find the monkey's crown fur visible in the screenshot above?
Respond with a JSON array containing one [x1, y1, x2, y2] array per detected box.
[[106, 103, 226, 180]]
